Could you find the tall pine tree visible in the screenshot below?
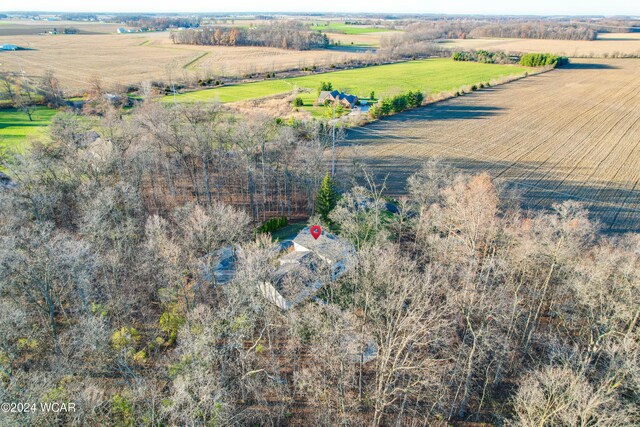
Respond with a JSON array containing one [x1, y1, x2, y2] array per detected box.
[[316, 172, 338, 223]]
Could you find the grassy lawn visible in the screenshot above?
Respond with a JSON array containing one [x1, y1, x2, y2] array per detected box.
[[166, 80, 295, 103], [0, 106, 58, 153], [310, 23, 391, 34], [167, 58, 531, 106]]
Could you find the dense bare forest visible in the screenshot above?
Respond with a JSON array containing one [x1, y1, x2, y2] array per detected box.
[[171, 22, 329, 50], [469, 22, 597, 40], [0, 99, 638, 425], [391, 19, 598, 43]]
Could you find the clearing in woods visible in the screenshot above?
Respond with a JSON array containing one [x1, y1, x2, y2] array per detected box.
[[336, 59, 640, 233]]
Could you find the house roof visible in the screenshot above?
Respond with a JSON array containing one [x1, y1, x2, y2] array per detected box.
[[318, 90, 341, 100], [293, 227, 355, 265], [270, 255, 324, 308], [200, 246, 237, 285], [341, 94, 358, 105], [279, 250, 314, 265], [318, 90, 358, 105]]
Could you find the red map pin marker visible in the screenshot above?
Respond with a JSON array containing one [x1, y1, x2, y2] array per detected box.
[[310, 225, 322, 240]]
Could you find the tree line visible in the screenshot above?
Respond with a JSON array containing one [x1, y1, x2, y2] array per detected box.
[[452, 49, 515, 64], [120, 16, 200, 30], [469, 22, 597, 40], [0, 70, 65, 120], [170, 22, 329, 50], [369, 90, 424, 118], [520, 53, 569, 67], [391, 19, 598, 43]]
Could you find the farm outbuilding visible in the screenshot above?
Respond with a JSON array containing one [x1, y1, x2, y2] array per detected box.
[[0, 44, 19, 51]]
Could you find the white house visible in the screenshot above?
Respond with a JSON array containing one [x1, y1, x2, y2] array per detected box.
[[199, 227, 354, 311], [259, 255, 324, 310], [291, 226, 355, 281], [258, 227, 355, 310]]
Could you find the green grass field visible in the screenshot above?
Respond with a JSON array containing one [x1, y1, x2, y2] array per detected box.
[[1, 60, 531, 151], [0, 107, 58, 152], [167, 59, 531, 106], [310, 22, 391, 34]]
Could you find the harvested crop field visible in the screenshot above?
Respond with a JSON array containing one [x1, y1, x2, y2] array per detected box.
[[443, 33, 640, 57], [0, 31, 366, 95], [336, 59, 640, 232], [0, 19, 122, 35]]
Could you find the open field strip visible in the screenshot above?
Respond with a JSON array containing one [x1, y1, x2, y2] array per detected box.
[[335, 59, 640, 232], [310, 23, 392, 34], [442, 33, 640, 57], [166, 58, 530, 104], [0, 31, 367, 95]]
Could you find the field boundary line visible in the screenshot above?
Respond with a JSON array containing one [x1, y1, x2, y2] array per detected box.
[[183, 52, 209, 69]]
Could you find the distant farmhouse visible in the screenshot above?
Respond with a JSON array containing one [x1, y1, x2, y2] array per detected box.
[[117, 28, 141, 34], [318, 90, 359, 109], [0, 44, 19, 51]]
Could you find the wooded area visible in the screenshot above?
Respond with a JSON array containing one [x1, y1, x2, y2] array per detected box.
[[171, 22, 329, 50], [469, 22, 597, 40], [0, 98, 638, 424]]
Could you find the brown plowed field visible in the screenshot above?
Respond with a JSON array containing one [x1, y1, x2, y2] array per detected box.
[[0, 30, 368, 95], [336, 59, 640, 232], [443, 33, 640, 57]]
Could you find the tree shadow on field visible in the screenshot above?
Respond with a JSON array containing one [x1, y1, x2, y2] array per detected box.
[[345, 104, 504, 139], [335, 154, 640, 234], [562, 63, 620, 70]]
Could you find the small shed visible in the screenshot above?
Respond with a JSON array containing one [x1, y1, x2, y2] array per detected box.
[[0, 44, 19, 51]]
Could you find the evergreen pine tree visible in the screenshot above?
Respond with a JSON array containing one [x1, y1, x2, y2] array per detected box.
[[316, 172, 338, 223]]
